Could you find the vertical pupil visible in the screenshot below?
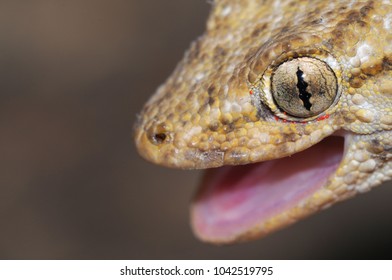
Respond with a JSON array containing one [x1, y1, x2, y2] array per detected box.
[[296, 67, 312, 111]]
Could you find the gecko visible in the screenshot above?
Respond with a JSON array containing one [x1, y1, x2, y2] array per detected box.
[[134, 0, 392, 244]]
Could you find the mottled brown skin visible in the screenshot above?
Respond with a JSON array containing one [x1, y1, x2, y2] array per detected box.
[[135, 0, 392, 243]]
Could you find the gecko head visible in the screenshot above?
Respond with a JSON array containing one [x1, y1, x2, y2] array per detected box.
[[134, 0, 392, 243]]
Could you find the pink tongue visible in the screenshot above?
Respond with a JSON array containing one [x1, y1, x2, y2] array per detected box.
[[192, 137, 344, 241]]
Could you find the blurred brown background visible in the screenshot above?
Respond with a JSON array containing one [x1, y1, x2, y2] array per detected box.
[[0, 0, 391, 259]]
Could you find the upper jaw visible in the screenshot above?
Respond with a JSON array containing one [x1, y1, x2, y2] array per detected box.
[[134, 111, 341, 170]]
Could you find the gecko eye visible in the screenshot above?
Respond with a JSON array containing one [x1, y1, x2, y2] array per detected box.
[[271, 57, 338, 118]]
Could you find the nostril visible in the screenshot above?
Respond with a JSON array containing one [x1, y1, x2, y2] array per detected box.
[[147, 122, 171, 146], [152, 133, 167, 144]]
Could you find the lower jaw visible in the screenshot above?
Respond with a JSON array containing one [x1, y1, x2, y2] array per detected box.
[[191, 136, 345, 243]]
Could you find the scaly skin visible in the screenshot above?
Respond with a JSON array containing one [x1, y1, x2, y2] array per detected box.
[[134, 0, 392, 243]]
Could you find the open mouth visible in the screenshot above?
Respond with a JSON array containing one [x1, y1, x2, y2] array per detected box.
[[191, 136, 345, 243]]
